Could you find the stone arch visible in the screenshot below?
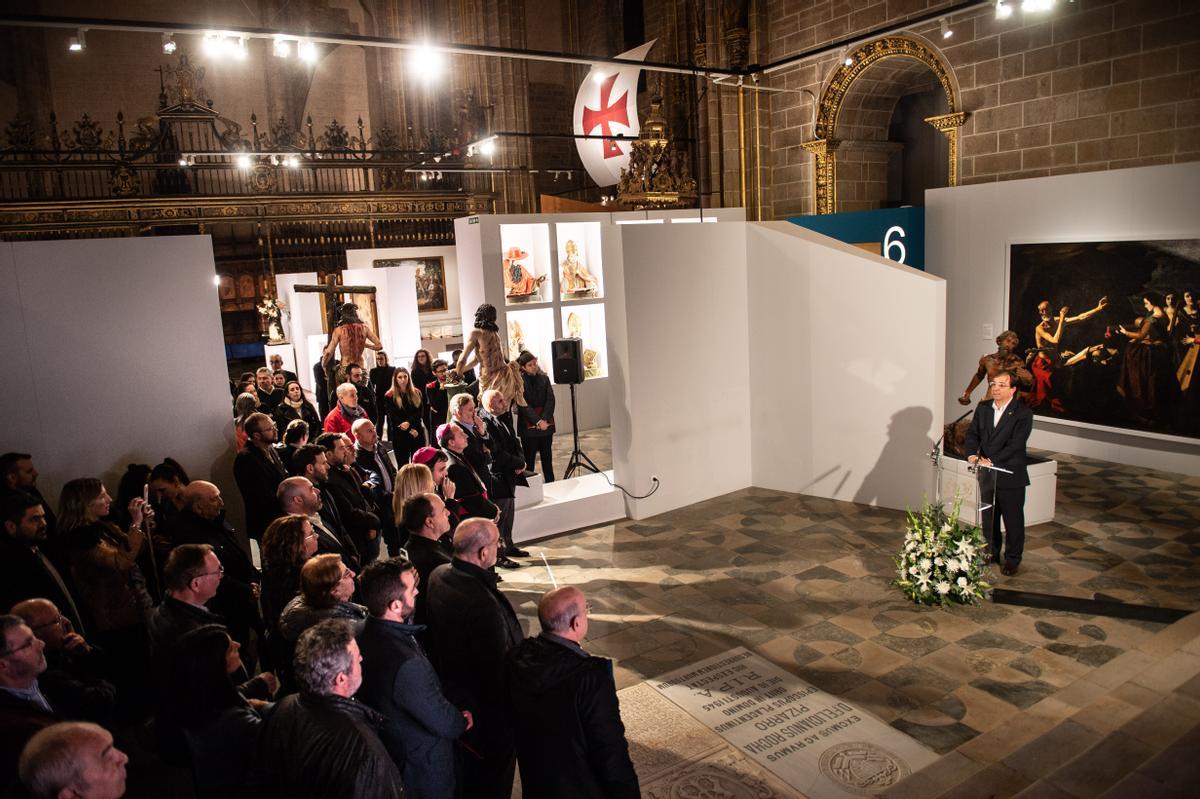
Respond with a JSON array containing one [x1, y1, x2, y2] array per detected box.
[[804, 34, 966, 214]]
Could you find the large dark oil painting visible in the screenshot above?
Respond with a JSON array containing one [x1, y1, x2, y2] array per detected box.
[[1008, 239, 1200, 440]]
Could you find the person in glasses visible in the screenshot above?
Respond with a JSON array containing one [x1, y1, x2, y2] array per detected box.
[[0, 614, 59, 792], [10, 599, 114, 728]]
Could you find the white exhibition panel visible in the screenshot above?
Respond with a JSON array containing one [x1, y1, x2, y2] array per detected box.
[[746, 224, 946, 511], [345, 244, 459, 358], [0, 236, 236, 520], [926, 163, 1200, 475], [341, 265, 422, 367], [276, 271, 320, 393], [610, 223, 753, 519]]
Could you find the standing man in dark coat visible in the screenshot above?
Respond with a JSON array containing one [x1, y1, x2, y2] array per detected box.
[[505, 586, 639, 799], [436, 424, 502, 534], [353, 419, 399, 558], [516, 352, 556, 481], [357, 558, 470, 799], [397, 494, 452, 626], [248, 619, 403, 799], [964, 369, 1034, 576], [316, 432, 381, 565], [424, 360, 451, 438], [171, 482, 263, 650], [233, 413, 288, 541], [425, 519, 522, 799], [479, 390, 529, 560], [368, 352, 396, 431]]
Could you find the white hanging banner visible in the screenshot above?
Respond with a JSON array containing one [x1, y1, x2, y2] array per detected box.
[[572, 40, 656, 187]]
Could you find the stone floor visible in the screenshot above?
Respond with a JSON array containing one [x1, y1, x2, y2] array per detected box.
[[501, 442, 1200, 797], [547, 425, 613, 476]]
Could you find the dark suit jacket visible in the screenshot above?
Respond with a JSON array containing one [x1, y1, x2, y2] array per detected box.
[[479, 410, 527, 500], [323, 467, 381, 558], [170, 511, 262, 646], [405, 534, 452, 627], [426, 560, 522, 760], [505, 635, 639, 799], [0, 539, 88, 633], [232, 444, 288, 540], [0, 689, 58, 792], [443, 450, 498, 521], [963, 399, 1033, 488]]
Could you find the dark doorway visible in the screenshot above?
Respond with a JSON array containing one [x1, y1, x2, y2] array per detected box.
[[885, 88, 949, 207]]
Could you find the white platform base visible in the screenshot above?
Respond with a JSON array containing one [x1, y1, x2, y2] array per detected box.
[[515, 473, 544, 509], [512, 470, 625, 543], [939, 456, 1058, 528]]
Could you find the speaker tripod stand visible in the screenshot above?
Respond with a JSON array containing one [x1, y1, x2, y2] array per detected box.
[[563, 383, 600, 479]]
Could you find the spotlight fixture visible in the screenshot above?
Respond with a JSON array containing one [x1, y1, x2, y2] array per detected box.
[[283, 155, 300, 168], [232, 36, 248, 60], [1023, 0, 1054, 11], [940, 18, 953, 39], [273, 36, 293, 58], [840, 48, 853, 67], [436, 171, 443, 180], [995, 0, 1014, 19], [178, 156, 188, 167], [298, 39, 318, 63], [433, 155, 442, 163], [68, 29, 86, 52], [479, 138, 496, 157], [213, 275, 222, 287], [409, 43, 444, 80], [202, 32, 221, 56], [162, 33, 176, 55], [269, 155, 280, 166], [592, 70, 608, 84], [236, 154, 252, 170]]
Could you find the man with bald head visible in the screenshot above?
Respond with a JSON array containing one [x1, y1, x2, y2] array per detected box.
[[505, 587, 638, 798], [11, 599, 115, 727], [170, 482, 262, 650], [19, 721, 128, 799], [425, 518, 523, 799]]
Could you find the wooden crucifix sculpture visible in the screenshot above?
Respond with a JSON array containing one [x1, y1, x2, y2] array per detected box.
[[294, 274, 382, 388]]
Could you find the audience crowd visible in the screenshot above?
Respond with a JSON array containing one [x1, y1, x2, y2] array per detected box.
[[0, 349, 637, 798]]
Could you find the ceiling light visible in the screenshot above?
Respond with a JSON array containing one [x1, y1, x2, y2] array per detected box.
[[68, 29, 86, 52], [995, 0, 1014, 19], [236, 154, 252, 169], [593, 70, 608, 84], [202, 32, 221, 56], [284, 156, 300, 168], [409, 43, 444, 80], [178, 156, 188, 167], [233, 36, 248, 60], [298, 40, 318, 63], [1023, 0, 1054, 11], [213, 275, 222, 287], [273, 36, 292, 58], [479, 138, 496, 157], [940, 18, 953, 39], [162, 33, 176, 54]]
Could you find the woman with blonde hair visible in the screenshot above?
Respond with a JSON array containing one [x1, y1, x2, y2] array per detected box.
[[385, 366, 426, 463]]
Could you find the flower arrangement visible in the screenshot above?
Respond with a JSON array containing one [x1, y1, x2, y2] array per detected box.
[[894, 498, 990, 606]]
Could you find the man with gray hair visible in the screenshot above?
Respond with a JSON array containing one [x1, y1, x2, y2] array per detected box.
[[505, 586, 639, 798], [425, 518, 522, 799], [18, 721, 127, 799], [249, 619, 402, 798]]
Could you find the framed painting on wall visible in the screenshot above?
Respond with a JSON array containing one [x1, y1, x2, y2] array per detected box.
[[374, 257, 447, 313], [1007, 238, 1200, 440]]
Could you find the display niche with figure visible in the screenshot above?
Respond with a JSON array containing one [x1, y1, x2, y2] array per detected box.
[[559, 239, 598, 299], [503, 246, 546, 303]]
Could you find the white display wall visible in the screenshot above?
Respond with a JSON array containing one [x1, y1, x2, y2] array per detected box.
[[927, 162, 1200, 475], [0, 236, 237, 523], [746, 224, 946, 510]]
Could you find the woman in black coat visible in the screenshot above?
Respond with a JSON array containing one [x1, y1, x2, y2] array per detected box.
[[384, 367, 427, 462], [169, 625, 270, 799], [410, 348, 435, 397], [272, 381, 322, 434]]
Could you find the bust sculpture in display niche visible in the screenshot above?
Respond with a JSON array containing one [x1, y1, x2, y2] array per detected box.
[[559, 239, 598, 297], [508, 319, 526, 356], [503, 245, 545, 301], [257, 297, 289, 343], [566, 312, 602, 379], [321, 302, 383, 385], [454, 303, 527, 406]]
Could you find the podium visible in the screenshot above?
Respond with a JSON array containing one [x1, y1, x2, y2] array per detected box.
[[930, 444, 1011, 530]]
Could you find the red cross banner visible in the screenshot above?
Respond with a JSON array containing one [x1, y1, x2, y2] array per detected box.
[[572, 40, 656, 187]]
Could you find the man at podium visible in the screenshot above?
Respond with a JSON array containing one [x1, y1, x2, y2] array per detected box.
[[964, 370, 1033, 577]]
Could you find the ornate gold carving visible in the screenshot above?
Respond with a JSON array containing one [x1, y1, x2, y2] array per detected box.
[[110, 162, 140, 197], [617, 87, 697, 210], [809, 35, 958, 213], [248, 165, 276, 193], [801, 138, 840, 215], [924, 111, 968, 187]]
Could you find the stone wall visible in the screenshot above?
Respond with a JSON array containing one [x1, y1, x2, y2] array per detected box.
[[757, 0, 1200, 218]]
